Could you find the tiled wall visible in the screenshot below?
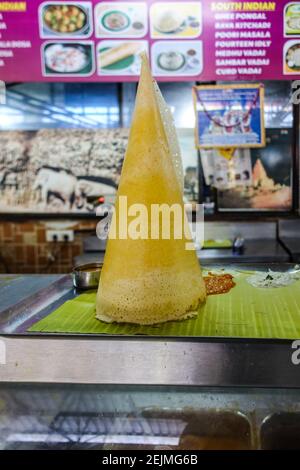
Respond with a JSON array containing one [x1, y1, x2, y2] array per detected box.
[[0, 220, 98, 274]]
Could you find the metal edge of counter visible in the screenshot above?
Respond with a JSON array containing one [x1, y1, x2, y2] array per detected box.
[[0, 335, 299, 388]]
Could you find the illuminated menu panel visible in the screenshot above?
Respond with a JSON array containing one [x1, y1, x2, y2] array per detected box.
[[0, 0, 299, 82]]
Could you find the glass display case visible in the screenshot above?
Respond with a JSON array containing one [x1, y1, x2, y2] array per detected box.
[[1, 384, 300, 450]]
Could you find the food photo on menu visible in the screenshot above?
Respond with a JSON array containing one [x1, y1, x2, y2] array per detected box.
[[42, 41, 95, 76], [284, 40, 300, 74], [39, 1, 93, 38], [151, 40, 203, 76], [97, 40, 148, 75], [150, 1, 202, 38], [284, 2, 300, 36], [95, 1, 148, 38]]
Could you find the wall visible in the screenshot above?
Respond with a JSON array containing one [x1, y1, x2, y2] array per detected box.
[[0, 220, 98, 274]]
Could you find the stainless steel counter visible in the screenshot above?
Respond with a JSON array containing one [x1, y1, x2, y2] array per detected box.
[[75, 221, 291, 266], [279, 238, 300, 262], [0, 335, 298, 388], [0, 266, 299, 388], [199, 239, 289, 263], [74, 239, 290, 267], [278, 219, 300, 262]]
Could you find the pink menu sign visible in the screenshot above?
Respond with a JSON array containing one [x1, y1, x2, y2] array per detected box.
[[0, 0, 300, 82]]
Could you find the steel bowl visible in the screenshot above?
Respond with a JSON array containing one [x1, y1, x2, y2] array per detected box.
[[72, 262, 103, 290]]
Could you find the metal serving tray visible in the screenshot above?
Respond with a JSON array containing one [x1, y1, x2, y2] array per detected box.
[[0, 274, 74, 335]]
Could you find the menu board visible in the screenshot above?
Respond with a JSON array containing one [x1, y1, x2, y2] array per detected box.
[[1, 0, 300, 82]]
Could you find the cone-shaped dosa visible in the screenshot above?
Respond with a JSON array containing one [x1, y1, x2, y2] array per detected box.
[[96, 54, 206, 325]]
